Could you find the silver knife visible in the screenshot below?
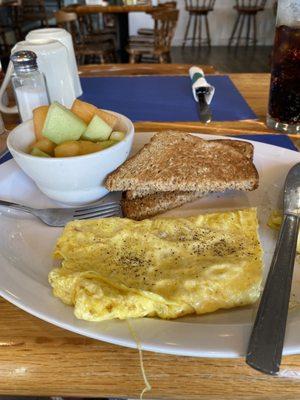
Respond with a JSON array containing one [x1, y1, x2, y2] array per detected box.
[[195, 86, 213, 123], [246, 162, 300, 374], [189, 66, 214, 124]]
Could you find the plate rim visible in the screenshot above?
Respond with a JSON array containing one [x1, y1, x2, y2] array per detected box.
[[1, 132, 300, 358]]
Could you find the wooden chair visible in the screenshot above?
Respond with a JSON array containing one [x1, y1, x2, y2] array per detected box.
[[228, 0, 267, 46], [0, 27, 10, 57], [126, 8, 179, 63], [79, 13, 117, 48], [55, 10, 116, 65], [136, 1, 177, 38], [0, 3, 22, 43], [182, 0, 216, 48], [19, 0, 53, 29]]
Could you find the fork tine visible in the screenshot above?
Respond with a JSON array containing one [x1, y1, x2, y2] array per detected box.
[[76, 208, 121, 220], [74, 201, 119, 214], [74, 203, 120, 217]]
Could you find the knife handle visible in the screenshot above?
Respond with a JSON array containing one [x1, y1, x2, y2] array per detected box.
[[246, 214, 300, 374], [189, 67, 214, 103]]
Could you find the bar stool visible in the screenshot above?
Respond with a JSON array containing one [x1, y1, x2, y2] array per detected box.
[[182, 0, 216, 48], [228, 0, 267, 46]]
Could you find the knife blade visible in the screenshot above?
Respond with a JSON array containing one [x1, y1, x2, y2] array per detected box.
[[246, 162, 300, 375], [195, 86, 213, 123], [189, 66, 215, 124]]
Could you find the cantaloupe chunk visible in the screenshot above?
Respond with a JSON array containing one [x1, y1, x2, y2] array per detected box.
[[33, 105, 49, 140], [71, 99, 118, 128], [71, 99, 97, 124], [95, 108, 117, 129], [30, 137, 55, 156], [78, 140, 103, 155], [54, 141, 81, 158]]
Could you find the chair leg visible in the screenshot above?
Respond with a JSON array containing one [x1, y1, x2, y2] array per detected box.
[[246, 14, 251, 46], [198, 14, 202, 47], [228, 12, 241, 46], [253, 14, 257, 46], [182, 13, 192, 48], [236, 13, 245, 46], [0, 31, 8, 54], [192, 14, 198, 47], [166, 51, 172, 63], [159, 54, 166, 63], [205, 14, 211, 47], [129, 53, 136, 63], [99, 54, 105, 64], [112, 50, 117, 63]]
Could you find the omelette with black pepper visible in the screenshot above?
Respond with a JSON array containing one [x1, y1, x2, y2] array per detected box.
[[49, 208, 263, 321]]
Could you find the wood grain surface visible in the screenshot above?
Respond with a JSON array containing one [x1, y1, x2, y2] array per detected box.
[[1, 64, 300, 399], [64, 3, 154, 14]]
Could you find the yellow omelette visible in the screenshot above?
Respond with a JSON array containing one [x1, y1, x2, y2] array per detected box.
[[49, 208, 263, 321]]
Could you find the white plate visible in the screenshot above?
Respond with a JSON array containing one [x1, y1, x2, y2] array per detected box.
[[1, 133, 300, 358]]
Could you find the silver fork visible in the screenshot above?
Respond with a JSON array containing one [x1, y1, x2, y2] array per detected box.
[[0, 199, 122, 227]]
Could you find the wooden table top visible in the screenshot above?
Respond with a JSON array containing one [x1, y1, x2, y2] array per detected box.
[[64, 3, 154, 14], [1, 64, 300, 400]]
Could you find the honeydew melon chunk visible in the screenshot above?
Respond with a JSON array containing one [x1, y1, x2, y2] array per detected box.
[[82, 114, 113, 141], [99, 139, 117, 149], [110, 131, 125, 141], [31, 147, 51, 157], [42, 102, 87, 145]]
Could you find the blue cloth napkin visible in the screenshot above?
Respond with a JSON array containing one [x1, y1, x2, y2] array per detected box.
[[79, 75, 257, 122], [0, 135, 297, 166]]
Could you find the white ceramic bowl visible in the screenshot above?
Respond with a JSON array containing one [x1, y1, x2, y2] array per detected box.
[[7, 111, 134, 205]]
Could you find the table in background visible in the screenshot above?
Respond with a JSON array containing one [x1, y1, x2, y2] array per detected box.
[[64, 4, 154, 61], [1, 63, 300, 400]]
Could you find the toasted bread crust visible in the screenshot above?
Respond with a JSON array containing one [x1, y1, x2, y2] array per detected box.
[[125, 138, 254, 199], [105, 131, 258, 195], [121, 191, 204, 220]]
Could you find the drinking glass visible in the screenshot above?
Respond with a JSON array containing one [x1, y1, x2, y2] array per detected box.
[[266, 0, 300, 134]]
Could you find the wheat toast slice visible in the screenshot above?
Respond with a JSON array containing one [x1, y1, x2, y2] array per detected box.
[[105, 131, 258, 197], [121, 191, 206, 220], [125, 137, 255, 200]]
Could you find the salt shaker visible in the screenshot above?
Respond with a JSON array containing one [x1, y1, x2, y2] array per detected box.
[[11, 50, 49, 122]]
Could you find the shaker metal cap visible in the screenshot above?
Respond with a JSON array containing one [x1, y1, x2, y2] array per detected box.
[[11, 50, 38, 73]]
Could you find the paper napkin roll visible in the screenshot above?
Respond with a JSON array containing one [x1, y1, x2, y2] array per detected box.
[[189, 66, 215, 105]]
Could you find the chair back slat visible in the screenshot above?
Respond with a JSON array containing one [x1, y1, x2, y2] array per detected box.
[[55, 10, 82, 44], [185, 0, 216, 10], [236, 0, 267, 8], [21, 0, 46, 13], [20, 0, 47, 19], [152, 8, 179, 51]]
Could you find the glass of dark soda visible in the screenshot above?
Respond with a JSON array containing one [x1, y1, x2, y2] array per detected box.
[[267, 1, 300, 134]]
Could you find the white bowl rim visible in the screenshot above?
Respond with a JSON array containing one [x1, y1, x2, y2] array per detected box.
[[7, 110, 134, 162]]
